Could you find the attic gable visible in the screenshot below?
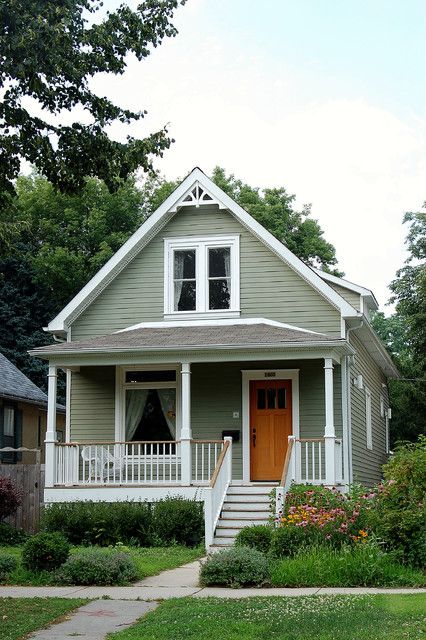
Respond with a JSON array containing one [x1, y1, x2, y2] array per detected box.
[[47, 167, 358, 334]]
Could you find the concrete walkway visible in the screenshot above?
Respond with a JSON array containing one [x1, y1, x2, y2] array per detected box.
[[27, 600, 158, 640]]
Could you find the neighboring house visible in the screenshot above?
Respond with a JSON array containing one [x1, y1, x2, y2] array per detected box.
[[30, 168, 398, 548], [0, 353, 65, 464]]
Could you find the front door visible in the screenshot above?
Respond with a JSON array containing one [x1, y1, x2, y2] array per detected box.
[[250, 380, 292, 481]]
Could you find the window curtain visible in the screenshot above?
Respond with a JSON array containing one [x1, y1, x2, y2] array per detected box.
[[174, 251, 184, 310], [157, 388, 176, 439], [223, 247, 231, 278], [125, 389, 149, 441]]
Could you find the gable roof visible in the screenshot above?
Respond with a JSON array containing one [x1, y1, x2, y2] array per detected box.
[[312, 268, 379, 311], [47, 168, 359, 334]]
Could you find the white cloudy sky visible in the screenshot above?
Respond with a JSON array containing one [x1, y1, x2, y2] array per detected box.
[[92, 1, 426, 309]]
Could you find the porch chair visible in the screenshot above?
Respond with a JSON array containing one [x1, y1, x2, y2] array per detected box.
[[80, 445, 126, 483]]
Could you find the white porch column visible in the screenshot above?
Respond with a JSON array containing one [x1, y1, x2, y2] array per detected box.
[[324, 358, 336, 486], [45, 364, 58, 488], [180, 362, 192, 485]]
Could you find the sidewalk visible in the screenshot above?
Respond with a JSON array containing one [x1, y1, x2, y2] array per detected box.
[[1, 557, 425, 600]]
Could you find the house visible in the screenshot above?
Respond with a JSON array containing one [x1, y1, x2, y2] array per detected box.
[[30, 168, 398, 548], [0, 352, 65, 464]]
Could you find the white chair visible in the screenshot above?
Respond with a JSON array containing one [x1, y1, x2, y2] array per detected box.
[[80, 445, 125, 483]]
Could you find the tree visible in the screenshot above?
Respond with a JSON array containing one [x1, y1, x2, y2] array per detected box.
[[371, 208, 426, 444], [140, 167, 343, 273], [0, 0, 185, 200]]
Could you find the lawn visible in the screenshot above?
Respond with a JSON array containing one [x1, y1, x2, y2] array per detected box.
[[0, 545, 203, 585], [108, 594, 426, 640], [0, 597, 87, 640]]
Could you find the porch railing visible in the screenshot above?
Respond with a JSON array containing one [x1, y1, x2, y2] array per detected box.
[[204, 436, 233, 547], [53, 439, 226, 486]]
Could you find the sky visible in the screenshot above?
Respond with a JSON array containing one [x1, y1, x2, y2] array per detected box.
[[93, 0, 426, 309]]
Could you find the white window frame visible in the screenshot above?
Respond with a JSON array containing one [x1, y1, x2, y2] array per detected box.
[[115, 364, 181, 441], [385, 414, 390, 454], [365, 387, 372, 450], [164, 235, 240, 319]]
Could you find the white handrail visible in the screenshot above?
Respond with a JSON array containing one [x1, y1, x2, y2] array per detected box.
[[204, 437, 232, 547]]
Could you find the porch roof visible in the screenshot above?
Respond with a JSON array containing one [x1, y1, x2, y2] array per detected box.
[[30, 322, 348, 359]]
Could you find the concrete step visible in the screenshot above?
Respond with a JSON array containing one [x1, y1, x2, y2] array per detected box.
[[222, 503, 269, 512], [217, 518, 269, 528], [224, 494, 270, 503], [220, 509, 270, 519], [211, 537, 234, 547]]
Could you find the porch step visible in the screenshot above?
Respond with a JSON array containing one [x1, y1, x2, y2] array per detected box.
[[210, 484, 274, 550]]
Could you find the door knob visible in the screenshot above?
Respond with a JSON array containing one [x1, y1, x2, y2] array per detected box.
[[252, 427, 256, 447]]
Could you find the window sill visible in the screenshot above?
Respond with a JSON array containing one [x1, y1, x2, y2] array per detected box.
[[164, 310, 241, 321]]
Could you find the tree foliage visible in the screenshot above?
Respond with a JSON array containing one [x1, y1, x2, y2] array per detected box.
[[0, 0, 185, 200], [372, 208, 426, 443]]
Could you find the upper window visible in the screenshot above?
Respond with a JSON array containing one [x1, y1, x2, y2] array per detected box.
[[164, 236, 240, 316]]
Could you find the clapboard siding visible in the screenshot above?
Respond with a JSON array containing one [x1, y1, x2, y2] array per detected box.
[[328, 283, 361, 311], [70, 366, 115, 441], [67, 359, 341, 480], [72, 205, 341, 339], [349, 333, 388, 487]]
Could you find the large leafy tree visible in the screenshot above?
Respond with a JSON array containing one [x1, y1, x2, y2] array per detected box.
[[372, 208, 426, 443], [0, 0, 185, 200]]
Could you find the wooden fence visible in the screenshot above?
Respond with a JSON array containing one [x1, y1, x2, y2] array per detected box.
[[0, 456, 45, 533]]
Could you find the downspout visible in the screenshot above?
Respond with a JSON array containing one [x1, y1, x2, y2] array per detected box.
[[344, 317, 364, 486]]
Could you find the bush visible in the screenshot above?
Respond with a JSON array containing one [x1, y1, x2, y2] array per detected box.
[[0, 553, 18, 581], [42, 501, 154, 546], [270, 542, 426, 587], [55, 548, 138, 585], [371, 436, 426, 567], [22, 532, 70, 572], [152, 497, 204, 546], [0, 476, 22, 521], [270, 525, 313, 558], [0, 522, 27, 545], [235, 525, 273, 554], [199, 546, 270, 587]]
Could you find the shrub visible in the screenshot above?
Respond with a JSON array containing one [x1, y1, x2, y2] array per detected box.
[[0, 553, 18, 581], [371, 436, 426, 567], [152, 497, 204, 546], [0, 476, 22, 521], [22, 532, 70, 572], [270, 542, 426, 588], [270, 524, 313, 558], [235, 525, 273, 554], [0, 522, 27, 545], [42, 501, 154, 546], [55, 548, 138, 585], [199, 546, 270, 587]]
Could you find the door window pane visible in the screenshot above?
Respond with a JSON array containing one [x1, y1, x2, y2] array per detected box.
[[278, 387, 287, 409], [267, 387, 276, 409], [257, 388, 266, 410]]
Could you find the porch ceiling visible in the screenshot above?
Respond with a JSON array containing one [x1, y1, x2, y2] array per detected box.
[[30, 323, 353, 364]]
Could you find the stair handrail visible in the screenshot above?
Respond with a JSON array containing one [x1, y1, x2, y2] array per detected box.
[[275, 435, 296, 523], [210, 439, 230, 488], [204, 437, 232, 548]]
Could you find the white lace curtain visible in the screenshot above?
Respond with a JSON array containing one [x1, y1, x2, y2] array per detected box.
[[174, 251, 185, 311], [157, 388, 176, 439], [125, 389, 148, 441]]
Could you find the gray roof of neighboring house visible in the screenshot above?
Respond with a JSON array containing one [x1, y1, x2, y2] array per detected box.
[[30, 323, 345, 357], [0, 352, 65, 411]]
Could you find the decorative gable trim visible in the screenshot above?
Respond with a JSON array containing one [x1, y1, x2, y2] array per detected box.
[[47, 167, 359, 333]]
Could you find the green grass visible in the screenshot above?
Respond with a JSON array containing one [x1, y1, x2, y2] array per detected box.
[[0, 544, 203, 585], [0, 597, 87, 640], [270, 545, 426, 587], [108, 594, 426, 640]]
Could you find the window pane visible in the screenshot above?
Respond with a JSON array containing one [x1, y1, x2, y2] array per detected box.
[[175, 280, 196, 311], [125, 370, 176, 383], [257, 388, 266, 410], [209, 247, 230, 278], [278, 387, 286, 409], [4, 407, 14, 437], [267, 387, 276, 409], [209, 279, 230, 310], [174, 249, 195, 279]]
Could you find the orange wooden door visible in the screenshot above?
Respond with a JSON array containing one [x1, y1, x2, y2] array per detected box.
[[250, 379, 292, 481]]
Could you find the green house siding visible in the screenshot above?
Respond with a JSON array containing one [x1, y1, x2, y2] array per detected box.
[[71, 205, 341, 340], [70, 366, 115, 442], [328, 283, 361, 311], [68, 359, 342, 480], [349, 333, 388, 487]]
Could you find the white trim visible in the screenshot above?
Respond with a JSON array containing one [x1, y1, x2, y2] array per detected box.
[[65, 369, 71, 443], [312, 267, 378, 311], [115, 364, 181, 441], [365, 387, 372, 450], [116, 317, 326, 335], [341, 357, 349, 487], [241, 369, 300, 483], [385, 414, 390, 454], [47, 167, 358, 332], [164, 234, 240, 315]]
